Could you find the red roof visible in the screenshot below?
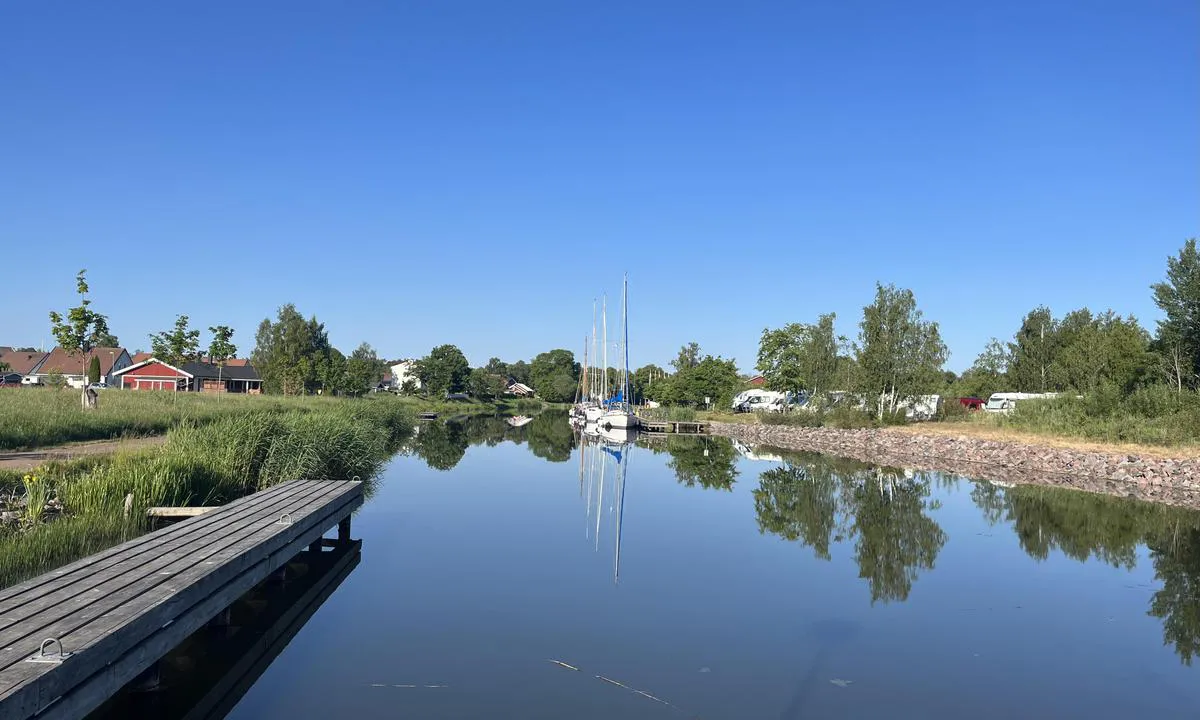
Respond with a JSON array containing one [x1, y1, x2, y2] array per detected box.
[[114, 360, 191, 378], [36, 347, 127, 376], [223, 358, 250, 367], [131, 351, 153, 364], [0, 349, 48, 375]]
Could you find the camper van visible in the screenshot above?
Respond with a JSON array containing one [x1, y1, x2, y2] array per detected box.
[[731, 389, 805, 413], [902, 395, 942, 421], [984, 392, 1058, 413]]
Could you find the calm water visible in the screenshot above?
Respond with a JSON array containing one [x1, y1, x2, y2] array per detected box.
[[217, 412, 1200, 719]]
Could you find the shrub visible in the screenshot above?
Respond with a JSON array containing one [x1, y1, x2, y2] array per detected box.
[[760, 411, 823, 427], [824, 407, 876, 429]]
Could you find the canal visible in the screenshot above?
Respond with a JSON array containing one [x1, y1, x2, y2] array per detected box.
[[138, 413, 1200, 717]]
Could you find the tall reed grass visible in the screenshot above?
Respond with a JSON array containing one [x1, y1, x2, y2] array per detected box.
[[0, 397, 415, 588]]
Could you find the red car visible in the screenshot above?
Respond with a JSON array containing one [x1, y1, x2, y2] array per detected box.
[[957, 397, 985, 411]]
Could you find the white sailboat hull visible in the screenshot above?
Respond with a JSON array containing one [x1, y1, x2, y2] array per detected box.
[[600, 411, 639, 429], [584, 406, 605, 422]]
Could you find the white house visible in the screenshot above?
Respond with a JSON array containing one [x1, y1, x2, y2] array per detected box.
[[389, 360, 422, 390]]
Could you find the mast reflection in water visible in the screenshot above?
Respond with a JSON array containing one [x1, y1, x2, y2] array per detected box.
[[578, 426, 633, 584]]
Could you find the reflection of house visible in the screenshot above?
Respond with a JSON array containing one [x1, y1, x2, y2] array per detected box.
[[0, 347, 49, 384], [29, 347, 132, 388], [182, 361, 263, 394], [506, 382, 535, 397], [389, 360, 421, 390]]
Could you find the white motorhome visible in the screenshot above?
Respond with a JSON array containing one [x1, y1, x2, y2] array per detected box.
[[902, 395, 942, 421], [732, 389, 805, 413], [984, 392, 1058, 413]]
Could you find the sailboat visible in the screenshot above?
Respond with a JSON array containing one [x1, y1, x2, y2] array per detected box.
[[582, 296, 607, 424], [600, 275, 638, 430]]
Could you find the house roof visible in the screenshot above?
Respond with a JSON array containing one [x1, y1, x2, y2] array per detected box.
[[182, 361, 261, 381], [130, 352, 153, 364], [0, 349, 48, 375], [112, 358, 193, 378], [34, 347, 127, 376], [222, 358, 250, 367]]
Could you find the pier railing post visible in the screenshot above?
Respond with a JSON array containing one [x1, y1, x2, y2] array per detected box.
[[338, 517, 352, 545]]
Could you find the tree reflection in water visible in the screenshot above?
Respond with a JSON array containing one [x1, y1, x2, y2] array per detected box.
[[404, 410, 577, 471], [970, 481, 1200, 666], [745, 439, 1200, 664], [752, 450, 946, 604]]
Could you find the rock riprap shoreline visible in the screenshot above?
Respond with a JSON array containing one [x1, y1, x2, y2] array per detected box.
[[708, 422, 1200, 510]]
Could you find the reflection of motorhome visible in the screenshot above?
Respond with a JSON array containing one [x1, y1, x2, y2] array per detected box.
[[731, 439, 785, 463], [984, 392, 1059, 413]]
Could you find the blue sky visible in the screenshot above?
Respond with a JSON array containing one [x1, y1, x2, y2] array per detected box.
[[2, 1, 1196, 372]]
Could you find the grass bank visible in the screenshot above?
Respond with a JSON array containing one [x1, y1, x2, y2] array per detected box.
[[0, 389, 543, 451], [0, 397, 414, 588]]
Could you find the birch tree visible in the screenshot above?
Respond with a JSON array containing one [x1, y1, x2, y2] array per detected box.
[[853, 283, 948, 420]]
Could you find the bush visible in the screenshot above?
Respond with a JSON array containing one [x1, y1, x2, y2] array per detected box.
[[999, 387, 1200, 446], [760, 411, 823, 427], [937, 399, 971, 422], [824, 407, 876, 429]]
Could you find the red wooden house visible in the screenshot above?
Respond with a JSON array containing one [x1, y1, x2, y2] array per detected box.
[[111, 359, 191, 391]]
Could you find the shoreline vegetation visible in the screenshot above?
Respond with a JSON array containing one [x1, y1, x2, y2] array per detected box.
[[0, 395, 422, 588], [0, 389, 544, 452]]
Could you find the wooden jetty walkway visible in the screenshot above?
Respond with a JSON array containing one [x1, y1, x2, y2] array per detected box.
[[0, 479, 362, 720], [637, 419, 709, 435]]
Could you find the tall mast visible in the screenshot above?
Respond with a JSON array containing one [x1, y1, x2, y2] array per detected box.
[[622, 274, 630, 407], [602, 295, 608, 404], [591, 300, 598, 402]]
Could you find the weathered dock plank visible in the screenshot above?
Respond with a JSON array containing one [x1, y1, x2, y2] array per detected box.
[[0, 479, 362, 720]]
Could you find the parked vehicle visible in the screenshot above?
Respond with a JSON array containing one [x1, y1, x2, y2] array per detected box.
[[901, 394, 942, 421], [984, 392, 1058, 413], [21, 376, 41, 386], [957, 397, 985, 411]]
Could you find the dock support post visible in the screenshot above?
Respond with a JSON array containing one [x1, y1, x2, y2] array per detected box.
[[309, 538, 323, 554], [338, 517, 352, 545], [130, 662, 162, 693]]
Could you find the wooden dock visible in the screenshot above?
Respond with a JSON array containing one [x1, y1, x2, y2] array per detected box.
[[637, 419, 709, 435], [0, 478, 362, 720]]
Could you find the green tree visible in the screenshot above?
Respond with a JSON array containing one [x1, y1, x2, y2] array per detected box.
[[954, 338, 1011, 399], [530, 349, 580, 403], [318, 348, 349, 395], [206, 325, 238, 395], [150, 315, 201, 367], [661, 354, 740, 408], [853, 283, 948, 419], [94, 330, 120, 348], [632, 364, 668, 403], [467, 367, 508, 400], [1007, 306, 1057, 392], [1151, 239, 1200, 391], [671, 342, 701, 373], [207, 325, 237, 364], [483, 357, 509, 378], [1051, 310, 1152, 393], [252, 304, 332, 395], [87, 356, 101, 385], [416, 344, 471, 396], [507, 360, 532, 385], [757, 313, 841, 400], [345, 342, 387, 395], [48, 269, 112, 409]]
